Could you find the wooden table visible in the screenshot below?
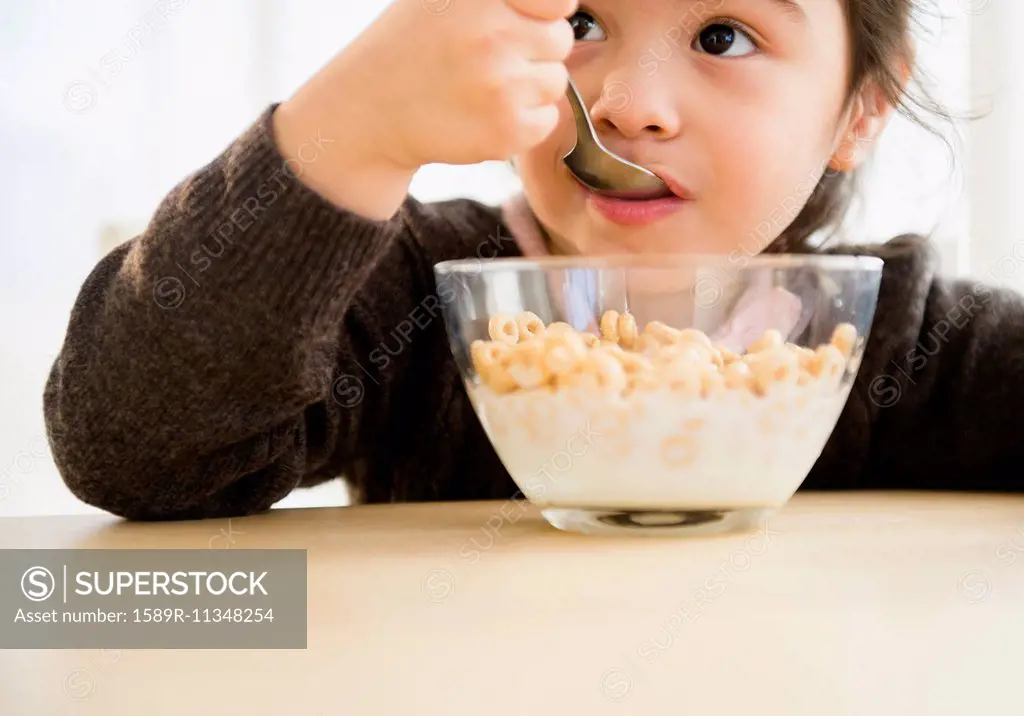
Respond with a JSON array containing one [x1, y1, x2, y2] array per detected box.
[[2, 492, 1023, 715]]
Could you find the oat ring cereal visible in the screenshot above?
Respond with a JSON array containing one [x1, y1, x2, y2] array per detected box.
[[470, 309, 862, 512], [487, 313, 520, 346], [474, 309, 859, 400]]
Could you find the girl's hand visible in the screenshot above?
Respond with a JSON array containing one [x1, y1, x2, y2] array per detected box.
[[363, 0, 578, 168], [274, 0, 578, 219]]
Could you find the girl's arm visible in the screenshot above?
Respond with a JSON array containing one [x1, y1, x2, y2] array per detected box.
[[804, 235, 1024, 492], [42, 105, 478, 520]]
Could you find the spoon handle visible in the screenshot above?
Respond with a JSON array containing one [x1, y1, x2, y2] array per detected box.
[[565, 77, 600, 147]]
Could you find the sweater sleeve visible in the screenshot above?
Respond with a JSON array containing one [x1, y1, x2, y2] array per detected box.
[[43, 105, 461, 520], [804, 234, 1024, 492]]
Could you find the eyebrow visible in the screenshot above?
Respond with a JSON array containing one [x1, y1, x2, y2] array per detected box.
[[765, 0, 808, 22]]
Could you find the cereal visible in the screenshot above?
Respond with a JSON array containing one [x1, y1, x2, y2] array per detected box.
[[544, 332, 586, 376], [500, 341, 549, 390], [810, 344, 846, 382], [618, 312, 639, 350], [599, 310, 621, 343], [831, 323, 857, 359], [653, 343, 707, 368], [661, 434, 698, 468], [590, 405, 632, 437], [789, 345, 817, 371], [583, 352, 628, 392], [745, 348, 800, 395], [613, 351, 654, 376], [516, 311, 546, 341], [626, 372, 660, 395], [469, 312, 863, 512], [484, 363, 518, 394], [634, 334, 661, 355], [748, 329, 784, 353], [644, 320, 683, 346], [688, 343, 718, 365], [471, 340, 507, 375], [679, 329, 714, 351], [680, 418, 706, 433], [546, 322, 575, 336], [659, 361, 704, 399], [488, 314, 520, 345], [701, 371, 726, 399], [723, 361, 753, 390], [716, 346, 742, 365], [470, 313, 858, 401]]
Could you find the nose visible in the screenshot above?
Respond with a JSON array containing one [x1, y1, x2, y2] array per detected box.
[[589, 73, 683, 141]]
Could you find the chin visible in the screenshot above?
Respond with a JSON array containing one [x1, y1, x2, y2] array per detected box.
[[543, 228, 658, 257]]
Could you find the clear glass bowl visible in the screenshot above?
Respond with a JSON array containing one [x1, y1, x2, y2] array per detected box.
[[434, 254, 883, 537]]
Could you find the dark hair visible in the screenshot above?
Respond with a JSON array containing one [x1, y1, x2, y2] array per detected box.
[[768, 0, 950, 254]]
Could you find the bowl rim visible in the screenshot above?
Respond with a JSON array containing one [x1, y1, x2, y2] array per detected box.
[[434, 253, 884, 275]]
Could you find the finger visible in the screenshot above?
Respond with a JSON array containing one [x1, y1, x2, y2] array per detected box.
[[515, 62, 570, 107], [505, 0, 579, 22], [514, 105, 561, 148], [514, 16, 575, 62]]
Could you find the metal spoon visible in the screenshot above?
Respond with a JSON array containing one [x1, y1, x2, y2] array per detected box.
[[562, 77, 670, 200]]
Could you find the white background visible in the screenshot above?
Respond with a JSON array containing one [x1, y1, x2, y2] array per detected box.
[[0, 0, 1008, 517]]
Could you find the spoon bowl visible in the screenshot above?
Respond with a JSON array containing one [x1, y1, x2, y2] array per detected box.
[[562, 77, 671, 200]]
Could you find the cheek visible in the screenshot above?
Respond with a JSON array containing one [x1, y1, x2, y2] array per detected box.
[[701, 92, 834, 246], [515, 143, 557, 198], [516, 102, 575, 186], [514, 129, 579, 225], [705, 62, 839, 171]]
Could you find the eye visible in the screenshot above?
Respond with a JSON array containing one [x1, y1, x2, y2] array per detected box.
[[693, 22, 758, 57], [569, 10, 606, 42]]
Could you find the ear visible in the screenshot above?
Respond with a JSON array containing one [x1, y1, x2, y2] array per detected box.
[[828, 66, 908, 173]]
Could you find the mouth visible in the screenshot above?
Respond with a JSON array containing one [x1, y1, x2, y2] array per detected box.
[[572, 170, 694, 226], [569, 168, 693, 199], [651, 171, 695, 201]]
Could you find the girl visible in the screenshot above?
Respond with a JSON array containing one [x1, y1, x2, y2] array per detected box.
[[44, 0, 1024, 521]]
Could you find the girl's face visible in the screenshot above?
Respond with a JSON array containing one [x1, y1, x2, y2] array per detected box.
[[516, 0, 869, 256]]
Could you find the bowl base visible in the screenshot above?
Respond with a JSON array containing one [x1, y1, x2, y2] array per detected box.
[[540, 506, 773, 537]]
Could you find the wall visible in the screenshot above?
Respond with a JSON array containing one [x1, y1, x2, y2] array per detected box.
[[967, 0, 1024, 287]]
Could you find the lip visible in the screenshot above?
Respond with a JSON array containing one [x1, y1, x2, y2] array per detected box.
[[575, 169, 694, 227], [653, 171, 695, 201]]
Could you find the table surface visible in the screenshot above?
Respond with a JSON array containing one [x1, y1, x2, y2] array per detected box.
[[2, 491, 1023, 716]]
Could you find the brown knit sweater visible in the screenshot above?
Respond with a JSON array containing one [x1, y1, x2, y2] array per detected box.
[[43, 105, 1024, 520]]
